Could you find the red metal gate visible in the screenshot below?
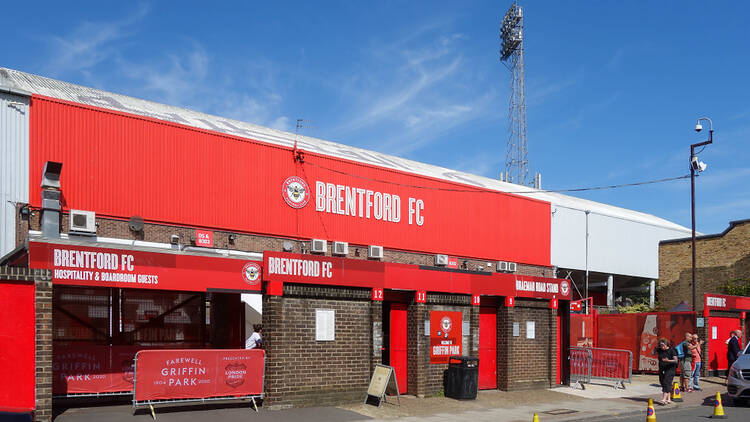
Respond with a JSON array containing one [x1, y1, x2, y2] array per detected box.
[[478, 307, 497, 389], [708, 316, 742, 372], [390, 303, 408, 394]]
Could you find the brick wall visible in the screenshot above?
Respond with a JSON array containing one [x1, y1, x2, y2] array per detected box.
[[659, 220, 750, 311], [498, 299, 556, 390], [420, 301, 472, 396], [262, 284, 372, 408]]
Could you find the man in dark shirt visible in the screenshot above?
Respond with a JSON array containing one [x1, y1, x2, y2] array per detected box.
[[727, 330, 742, 376]]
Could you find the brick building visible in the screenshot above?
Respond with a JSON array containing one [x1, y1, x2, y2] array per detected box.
[[659, 218, 750, 312], [1, 68, 573, 421], [659, 219, 750, 375]]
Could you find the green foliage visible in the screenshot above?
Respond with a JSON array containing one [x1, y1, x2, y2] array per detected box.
[[616, 303, 652, 313], [723, 279, 750, 297]]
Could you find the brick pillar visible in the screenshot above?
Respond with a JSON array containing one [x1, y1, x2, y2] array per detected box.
[[497, 303, 514, 390], [696, 321, 709, 377], [470, 306, 480, 358], [407, 301, 427, 397], [34, 270, 52, 422], [370, 301, 382, 374], [548, 307, 557, 386], [262, 294, 283, 406]]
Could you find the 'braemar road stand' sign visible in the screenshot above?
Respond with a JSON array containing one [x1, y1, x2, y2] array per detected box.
[[365, 364, 400, 407]]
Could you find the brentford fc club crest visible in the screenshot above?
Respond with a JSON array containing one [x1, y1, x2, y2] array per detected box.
[[560, 280, 570, 296], [440, 316, 453, 333], [242, 262, 261, 285], [282, 176, 310, 209]]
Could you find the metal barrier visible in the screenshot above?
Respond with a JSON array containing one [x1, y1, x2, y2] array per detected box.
[[569, 347, 592, 389], [569, 347, 632, 390]]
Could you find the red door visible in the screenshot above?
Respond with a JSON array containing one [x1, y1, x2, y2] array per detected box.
[[0, 281, 35, 412], [708, 317, 742, 372], [390, 303, 408, 393], [478, 307, 497, 389]]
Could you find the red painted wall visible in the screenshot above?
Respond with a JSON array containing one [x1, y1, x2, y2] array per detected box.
[[29, 96, 551, 266], [0, 280, 35, 412]]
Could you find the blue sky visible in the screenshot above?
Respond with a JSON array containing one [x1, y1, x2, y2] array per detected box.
[[3, 1, 748, 234]]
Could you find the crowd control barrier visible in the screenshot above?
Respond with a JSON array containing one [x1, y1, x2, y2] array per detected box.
[[569, 347, 632, 390], [133, 349, 264, 415]]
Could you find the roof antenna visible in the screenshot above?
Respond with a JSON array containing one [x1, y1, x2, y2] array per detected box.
[[294, 119, 314, 163], [293, 119, 304, 162]]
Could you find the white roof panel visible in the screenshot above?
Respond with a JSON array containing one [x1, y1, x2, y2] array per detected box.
[[0, 67, 691, 234]]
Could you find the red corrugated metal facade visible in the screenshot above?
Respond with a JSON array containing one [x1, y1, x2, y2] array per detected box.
[[29, 95, 551, 265]]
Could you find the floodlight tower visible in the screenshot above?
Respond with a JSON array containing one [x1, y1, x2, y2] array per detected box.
[[499, 1, 528, 186]]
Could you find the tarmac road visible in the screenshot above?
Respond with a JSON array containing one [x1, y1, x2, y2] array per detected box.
[[595, 401, 750, 422]]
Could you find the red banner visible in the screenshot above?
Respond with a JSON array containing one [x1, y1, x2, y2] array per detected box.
[[429, 311, 462, 364], [52, 345, 155, 395], [134, 349, 264, 402], [29, 241, 261, 292], [589, 348, 631, 381]]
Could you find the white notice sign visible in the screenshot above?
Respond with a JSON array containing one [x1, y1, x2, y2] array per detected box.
[[513, 322, 520, 337], [526, 321, 535, 339], [316, 309, 335, 341], [712, 325, 717, 340]]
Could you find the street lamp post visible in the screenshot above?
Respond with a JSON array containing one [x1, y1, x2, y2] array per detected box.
[[691, 117, 713, 311]]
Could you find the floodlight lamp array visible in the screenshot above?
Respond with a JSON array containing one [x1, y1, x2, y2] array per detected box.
[[499, 5, 523, 61]]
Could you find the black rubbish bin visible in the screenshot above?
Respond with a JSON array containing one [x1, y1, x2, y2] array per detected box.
[[443, 355, 478, 400]]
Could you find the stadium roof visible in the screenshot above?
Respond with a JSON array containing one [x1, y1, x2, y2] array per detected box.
[[0, 67, 691, 233]]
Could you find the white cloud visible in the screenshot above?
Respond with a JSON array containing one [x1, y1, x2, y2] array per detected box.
[[331, 26, 500, 156], [45, 3, 150, 76], [40, 5, 290, 132]]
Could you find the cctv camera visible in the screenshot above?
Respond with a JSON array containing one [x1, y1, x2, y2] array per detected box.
[[694, 123, 703, 132], [691, 156, 708, 172]]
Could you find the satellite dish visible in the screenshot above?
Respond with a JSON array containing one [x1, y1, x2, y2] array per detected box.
[[128, 215, 145, 232]]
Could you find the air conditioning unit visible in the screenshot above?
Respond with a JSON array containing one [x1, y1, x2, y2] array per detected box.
[[435, 254, 448, 266], [69, 209, 96, 235], [333, 241, 348, 256], [368, 245, 383, 259], [497, 261, 509, 272], [507, 262, 517, 273], [310, 239, 327, 254]]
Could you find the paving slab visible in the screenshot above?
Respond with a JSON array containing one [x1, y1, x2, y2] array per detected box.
[[51, 375, 732, 422]]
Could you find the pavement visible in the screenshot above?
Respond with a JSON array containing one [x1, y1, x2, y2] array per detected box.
[[52, 375, 745, 422]]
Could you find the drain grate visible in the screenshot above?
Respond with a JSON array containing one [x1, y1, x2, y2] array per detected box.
[[543, 409, 579, 415]]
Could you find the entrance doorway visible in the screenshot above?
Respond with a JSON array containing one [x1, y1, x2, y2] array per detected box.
[[708, 316, 741, 373], [478, 307, 497, 389], [383, 302, 408, 393]]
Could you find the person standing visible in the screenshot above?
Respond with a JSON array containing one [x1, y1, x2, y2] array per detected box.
[[245, 324, 263, 349], [727, 329, 741, 375], [690, 334, 704, 391], [678, 333, 695, 393], [655, 338, 678, 405]]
